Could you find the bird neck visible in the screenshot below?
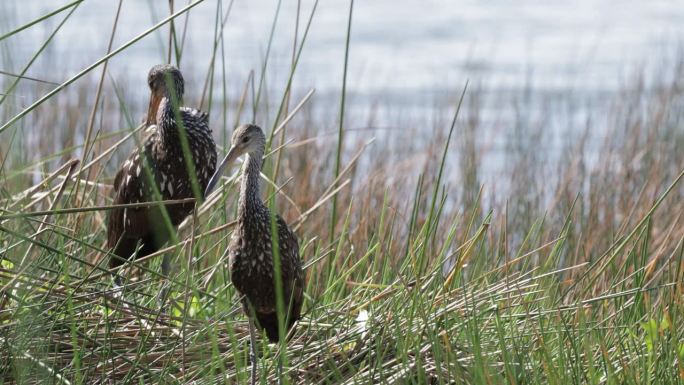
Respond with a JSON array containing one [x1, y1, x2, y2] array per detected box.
[[238, 150, 265, 219], [157, 95, 184, 139]]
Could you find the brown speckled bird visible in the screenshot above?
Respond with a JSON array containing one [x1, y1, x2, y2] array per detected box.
[[205, 124, 303, 385], [107, 64, 216, 285]]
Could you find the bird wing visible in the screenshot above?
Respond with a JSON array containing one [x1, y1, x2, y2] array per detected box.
[[179, 107, 216, 191], [180, 107, 209, 131], [107, 148, 153, 250], [275, 215, 301, 274], [275, 214, 304, 321]]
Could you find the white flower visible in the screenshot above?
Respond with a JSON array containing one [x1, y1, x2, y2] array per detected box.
[[356, 309, 369, 339]]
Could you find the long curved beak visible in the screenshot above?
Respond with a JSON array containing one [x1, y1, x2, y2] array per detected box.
[[204, 145, 241, 197], [146, 91, 162, 126]]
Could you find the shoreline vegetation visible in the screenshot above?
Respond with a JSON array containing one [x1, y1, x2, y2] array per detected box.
[[1, 1, 684, 384]]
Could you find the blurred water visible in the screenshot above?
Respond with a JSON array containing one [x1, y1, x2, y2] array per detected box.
[[2, 0, 683, 200], [4, 0, 683, 100]]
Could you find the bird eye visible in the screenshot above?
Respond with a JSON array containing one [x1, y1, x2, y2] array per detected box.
[[242, 136, 250, 144]]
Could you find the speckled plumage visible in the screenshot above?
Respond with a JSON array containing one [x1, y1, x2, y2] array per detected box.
[[107, 65, 217, 271], [225, 124, 304, 343]]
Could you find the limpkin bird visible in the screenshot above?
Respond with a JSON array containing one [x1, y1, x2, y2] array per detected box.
[[107, 64, 217, 287], [205, 124, 304, 384]]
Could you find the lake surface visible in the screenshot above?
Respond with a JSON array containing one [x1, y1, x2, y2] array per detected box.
[[2, 0, 683, 200], [5, 0, 683, 99]]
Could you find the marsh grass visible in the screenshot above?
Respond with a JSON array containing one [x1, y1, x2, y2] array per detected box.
[[1, 1, 684, 384]]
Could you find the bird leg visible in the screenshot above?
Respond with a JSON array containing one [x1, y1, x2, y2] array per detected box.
[[161, 253, 172, 277], [249, 316, 259, 385], [113, 274, 124, 289], [111, 275, 124, 300], [157, 285, 169, 312], [276, 353, 283, 385], [157, 254, 172, 311]]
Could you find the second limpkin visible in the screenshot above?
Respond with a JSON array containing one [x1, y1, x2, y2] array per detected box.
[[205, 124, 304, 385]]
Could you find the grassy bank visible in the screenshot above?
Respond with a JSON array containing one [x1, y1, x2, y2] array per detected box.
[[1, 1, 684, 384]]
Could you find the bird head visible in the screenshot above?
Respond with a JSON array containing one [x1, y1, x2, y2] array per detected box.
[[204, 124, 265, 196], [145, 64, 184, 126], [229, 124, 266, 158]]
